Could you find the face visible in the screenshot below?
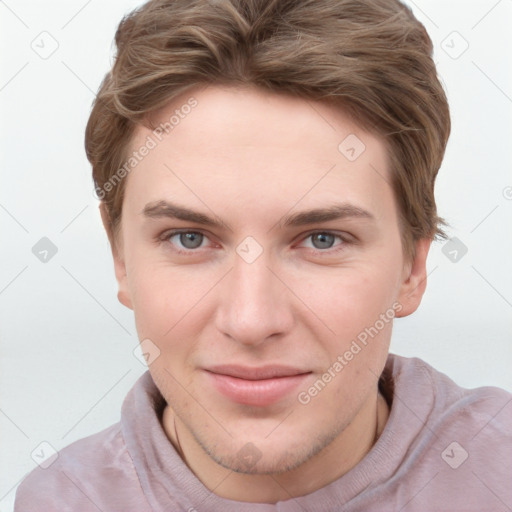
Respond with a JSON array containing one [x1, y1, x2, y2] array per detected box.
[[110, 84, 429, 475]]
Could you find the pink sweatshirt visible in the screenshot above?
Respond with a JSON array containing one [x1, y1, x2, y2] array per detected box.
[[15, 355, 512, 511]]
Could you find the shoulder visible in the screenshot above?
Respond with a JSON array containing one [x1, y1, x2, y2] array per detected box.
[[14, 422, 149, 512], [386, 355, 512, 510], [413, 355, 511, 429], [389, 354, 511, 418], [392, 354, 512, 443]]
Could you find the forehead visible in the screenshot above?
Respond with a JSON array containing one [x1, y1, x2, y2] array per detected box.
[[125, 85, 395, 224]]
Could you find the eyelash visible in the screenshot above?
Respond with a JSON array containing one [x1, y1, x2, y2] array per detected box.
[[160, 229, 352, 256]]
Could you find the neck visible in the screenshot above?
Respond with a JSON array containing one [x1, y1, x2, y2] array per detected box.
[[162, 390, 389, 503]]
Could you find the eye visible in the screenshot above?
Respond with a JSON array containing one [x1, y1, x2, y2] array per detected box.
[[300, 231, 344, 250], [310, 232, 336, 249], [168, 231, 207, 250]]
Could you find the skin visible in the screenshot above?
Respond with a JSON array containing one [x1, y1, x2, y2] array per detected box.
[[103, 84, 430, 503]]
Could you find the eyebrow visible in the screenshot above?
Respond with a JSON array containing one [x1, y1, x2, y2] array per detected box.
[[142, 200, 374, 230], [281, 204, 375, 227], [142, 200, 228, 229]]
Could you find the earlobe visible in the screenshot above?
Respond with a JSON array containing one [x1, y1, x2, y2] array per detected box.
[[99, 204, 133, 310], [395, 238, 431, 318], [117, 288, 133, 310]]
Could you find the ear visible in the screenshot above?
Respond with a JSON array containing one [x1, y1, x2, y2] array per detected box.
[[395, 238, 431, 318], [99, 203, 133, 310]]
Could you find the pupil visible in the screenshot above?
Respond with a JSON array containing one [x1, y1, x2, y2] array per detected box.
[[312, 233, 334, 249], [180, 232, 203, 249]]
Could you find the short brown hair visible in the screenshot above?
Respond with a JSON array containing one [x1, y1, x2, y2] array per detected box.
[[85, 0, 450, 260]]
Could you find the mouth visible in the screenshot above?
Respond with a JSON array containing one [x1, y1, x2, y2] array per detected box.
[[204, 365, 312, 406]]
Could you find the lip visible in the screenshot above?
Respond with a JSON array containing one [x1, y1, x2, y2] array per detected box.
[[204, 365, 311, 406]]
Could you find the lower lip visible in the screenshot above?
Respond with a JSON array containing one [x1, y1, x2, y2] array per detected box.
[[205, 371, 310, 407]]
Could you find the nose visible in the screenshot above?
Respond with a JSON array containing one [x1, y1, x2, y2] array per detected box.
[[214, 253, 294, 347]]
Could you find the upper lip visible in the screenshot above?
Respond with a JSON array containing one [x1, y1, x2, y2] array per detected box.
[[205, 365, 311, 380]]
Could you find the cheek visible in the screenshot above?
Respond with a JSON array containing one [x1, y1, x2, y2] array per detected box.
[[293, 266, 397, 416], [126, 256, 218, 361], [129, 270, 200, 391], [290, 260, 401, 340], [127, 262, 173, 339], [126, 246, 188, 329]]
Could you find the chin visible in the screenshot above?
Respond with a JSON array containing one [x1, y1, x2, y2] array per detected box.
[[207, 447, 309, 475], [195, 425, 341, 476]]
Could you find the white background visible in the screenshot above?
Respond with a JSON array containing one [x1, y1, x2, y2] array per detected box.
[[1, 1, 511, 510]]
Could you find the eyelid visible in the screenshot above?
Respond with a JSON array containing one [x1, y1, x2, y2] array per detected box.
[[158, 228, 355, 255], [160, 228, 218, 252], [295, 229, 354, 246]]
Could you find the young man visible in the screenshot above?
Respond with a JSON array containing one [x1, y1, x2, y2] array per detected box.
[[15, 0, 511, 510]]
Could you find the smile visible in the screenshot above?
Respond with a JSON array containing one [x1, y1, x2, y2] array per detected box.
[[204, 365, 312, 406]]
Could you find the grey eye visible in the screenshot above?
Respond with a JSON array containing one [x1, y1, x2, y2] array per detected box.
[[311, 232, 335, 249], [179, 232, 204, 249]]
